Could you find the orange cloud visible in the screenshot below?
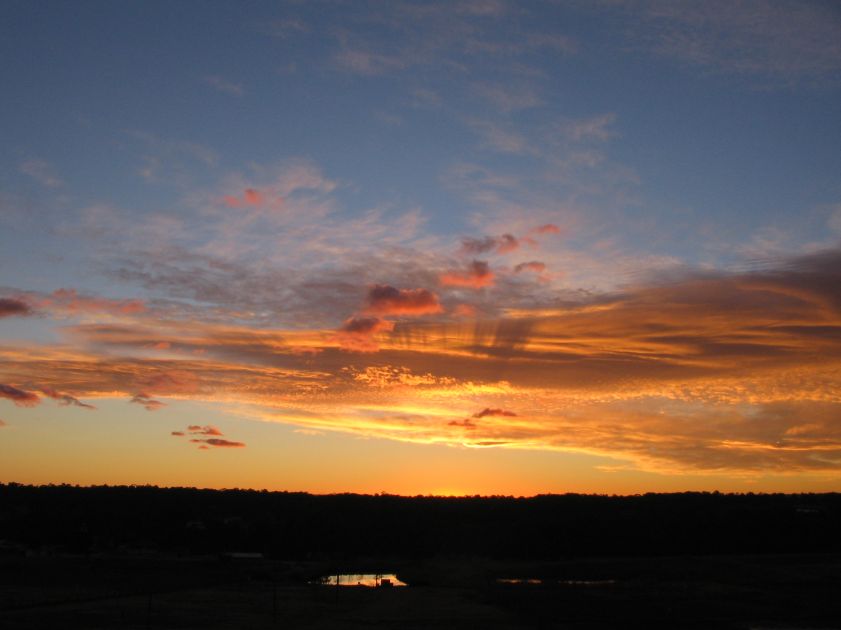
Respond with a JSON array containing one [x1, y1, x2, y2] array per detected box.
[[0, 383, 40, 407], [44, 289, 145, 316], [0, 298, 32, 318], [136, 370, 199, 396], [364, 284, 443, 316], [3, 247, 841, 475], [223, 187, 268, 208], [174, 424, 244, 448], [335, 316, 395, 352], [130, 393, 166, 411], [533, 224, 561, 234], [440, 260, 495, 288], [453, 304, 477, 317], [340, 316, 394, 335], [40, 388, 96, 409]]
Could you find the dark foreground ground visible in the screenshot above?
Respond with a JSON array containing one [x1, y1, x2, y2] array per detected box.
[[2, 552, 841, 629], [3, 486, 841, 628]]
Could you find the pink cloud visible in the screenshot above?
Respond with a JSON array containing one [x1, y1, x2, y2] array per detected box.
[[0, 384, 40, 407], [187, 424, 223, 436], [0, 298, 32, 318], [364, 284, 443, 316], [222, 188, 276, 208], [533, 224, 562, 235], [194, 438, 246, 448], [440, 260, 495, 289]]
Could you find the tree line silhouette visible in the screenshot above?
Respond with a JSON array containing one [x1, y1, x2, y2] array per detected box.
[[1, 484, 839, 560]]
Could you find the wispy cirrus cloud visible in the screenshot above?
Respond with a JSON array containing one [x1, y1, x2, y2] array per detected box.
[[40, 289, 146, 317], [203, 75, 244, 96], [619, 0, 841, 85], [555, 113, 616, 142], [472, 81, 543, 112], [467, 119, 532, 155], [322, 1, 577, 79], [335, 47, 408, 75], [19, 159, 62, 188], [128, 130, 218, 185]]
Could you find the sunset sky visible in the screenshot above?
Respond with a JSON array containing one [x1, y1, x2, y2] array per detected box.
[[2, 0, 841, 495]]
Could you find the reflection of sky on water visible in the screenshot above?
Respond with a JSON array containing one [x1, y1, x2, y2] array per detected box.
[[315, 574, 407, 587]]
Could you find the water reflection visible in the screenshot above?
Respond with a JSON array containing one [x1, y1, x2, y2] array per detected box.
[[313, 574, 407, 587]]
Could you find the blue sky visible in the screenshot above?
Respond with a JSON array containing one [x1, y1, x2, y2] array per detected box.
[[1, 1, 841, 492]]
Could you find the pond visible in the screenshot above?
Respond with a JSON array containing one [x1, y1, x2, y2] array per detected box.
[[312, 574, 407, 587]]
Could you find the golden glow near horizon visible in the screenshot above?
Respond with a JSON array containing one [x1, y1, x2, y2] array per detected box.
[[3, 251, 841, 493]]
